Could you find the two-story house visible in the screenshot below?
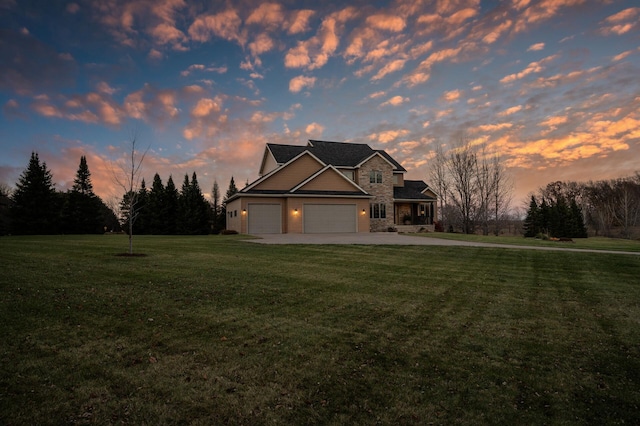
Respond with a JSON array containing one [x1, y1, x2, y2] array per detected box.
[[225, 140, 437, 234]]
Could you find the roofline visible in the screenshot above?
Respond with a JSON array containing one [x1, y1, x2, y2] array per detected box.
[[230, 192, 375, 199], [290, 164, 370, 194], [355, 151, 397, 169], [243, 149, 326, 192], [394, 198, 437, 203]]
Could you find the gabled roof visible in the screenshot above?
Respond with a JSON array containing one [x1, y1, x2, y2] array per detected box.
[[394, 180, 437, 201], [265, 140, 406, 171]]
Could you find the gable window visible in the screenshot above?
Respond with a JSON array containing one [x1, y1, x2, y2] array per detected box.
[[370, 203, 386, 219], [369, 170, 382, 184], [342, 170, 355, 181]]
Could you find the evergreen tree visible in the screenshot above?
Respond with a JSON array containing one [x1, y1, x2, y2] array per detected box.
[[569, 199, 588, 238], [10, 152, 60, 234], [221, 176, 239, 223], [178, 172, 210, 234], [147, 173, 165, 234], [136, 179, 149, 234], [211, 180, 223, 234], [523, 195, 539, 237], [61, 156, 103, 234], [163, 175, 179, 234]]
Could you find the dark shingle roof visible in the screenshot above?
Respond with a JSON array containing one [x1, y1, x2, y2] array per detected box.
[[394, 180, 436, 201], [267, 140, 406, 171]]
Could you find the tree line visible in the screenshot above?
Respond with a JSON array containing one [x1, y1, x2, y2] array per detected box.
[[1, 153, 118, 235], [525, 176, 640, 239], [428, 138, 513, 235], [121, 173, 237, 235], [0, 152, 239, 236]]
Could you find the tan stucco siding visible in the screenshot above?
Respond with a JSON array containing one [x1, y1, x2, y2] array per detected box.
[[260, 152, 278, 176], [298, 169, 358, 192], [225, 198, 242, 232], [253, 154, 323, 191]]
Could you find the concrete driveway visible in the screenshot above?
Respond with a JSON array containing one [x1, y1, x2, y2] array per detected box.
[[246, 232, 640, 255]]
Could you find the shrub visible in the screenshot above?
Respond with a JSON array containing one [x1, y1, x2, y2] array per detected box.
[[220, 229, 238, 235]]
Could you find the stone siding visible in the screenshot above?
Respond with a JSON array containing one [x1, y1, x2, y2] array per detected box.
[[358, 155, 394, 231]]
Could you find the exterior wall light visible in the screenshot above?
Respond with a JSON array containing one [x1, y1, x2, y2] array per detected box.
[[242, 209, 246, 215], [294, 208, 298, 214]]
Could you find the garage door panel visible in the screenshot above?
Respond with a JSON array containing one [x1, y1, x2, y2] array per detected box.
[[248, 204, 281, 234], [304, 204, 356, 233]]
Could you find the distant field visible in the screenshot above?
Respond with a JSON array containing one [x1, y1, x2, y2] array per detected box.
[[1, 235, 639, 424]]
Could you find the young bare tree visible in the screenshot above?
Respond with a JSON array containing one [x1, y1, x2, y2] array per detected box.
[[112, 133, 149, 254]]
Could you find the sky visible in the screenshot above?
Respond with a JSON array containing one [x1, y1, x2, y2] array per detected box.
[[1, 0, 639, 210]]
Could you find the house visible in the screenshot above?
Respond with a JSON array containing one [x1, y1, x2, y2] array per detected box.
[[225, 140, 437, 234]]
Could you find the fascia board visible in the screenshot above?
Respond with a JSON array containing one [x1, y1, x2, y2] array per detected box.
[[243, 150, 326, 192], [355, 151, 397, 169], [290, 164, 369, 194]]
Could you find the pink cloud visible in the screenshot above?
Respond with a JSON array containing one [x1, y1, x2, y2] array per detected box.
[[371, 59, 407, 81], [527, 42, 545, 51], [189, 9, 246, 45], [289, 75, 316, 93], [380, 95, 409, 107], [441, 89, 463, 102], [365, 14, 406, 32]]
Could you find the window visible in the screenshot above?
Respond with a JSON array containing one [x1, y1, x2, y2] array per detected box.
[[369, 203, 386, 219], [369, 170, 382, 183], [342, 170, 355, 181], [234, 210, 237, 217]]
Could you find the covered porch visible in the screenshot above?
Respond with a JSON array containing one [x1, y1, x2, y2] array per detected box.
[[394, 201, 435, 226]]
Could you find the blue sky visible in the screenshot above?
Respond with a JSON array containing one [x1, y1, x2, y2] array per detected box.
[[1, 0, 639, 208]]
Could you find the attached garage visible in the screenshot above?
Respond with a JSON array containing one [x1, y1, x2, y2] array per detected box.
[[303, 204, 357, 233], [248, 203, 282, 234]]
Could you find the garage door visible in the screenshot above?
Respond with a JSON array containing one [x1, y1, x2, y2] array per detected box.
[[304, 204, 357, 233], [248, 203, 281, 234]]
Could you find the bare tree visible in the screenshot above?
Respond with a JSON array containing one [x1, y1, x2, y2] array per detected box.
[[490, 154, 513, 236], [428, 142, 449, 228], [111, 133, 149, 254], [447, 140, 478, 234]]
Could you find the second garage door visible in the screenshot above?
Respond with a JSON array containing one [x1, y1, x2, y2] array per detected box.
[[304, 204, 357, 233], [248, 203, 282, 234]]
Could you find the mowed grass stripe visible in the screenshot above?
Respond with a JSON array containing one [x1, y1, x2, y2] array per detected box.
[[1, 235, 639, 424]]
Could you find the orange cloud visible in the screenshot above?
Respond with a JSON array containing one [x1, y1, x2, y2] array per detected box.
[[365, 14, 406, 32], [380, 95, 409, 107], [289, 75, 316, 93], [498, 105, 522, 116], [441, 89, 463, 102], [189, 9, 246, 45], [371, 59, 407, 81]]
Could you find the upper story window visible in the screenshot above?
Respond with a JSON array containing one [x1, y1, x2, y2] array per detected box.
[[369, 170, 382, 184], [342, 170, 355, 181]]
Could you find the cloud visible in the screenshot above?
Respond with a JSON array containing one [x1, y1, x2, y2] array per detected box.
[[189, 8, 246, 45], [380, 95, 410, 107], [289, 75, 316, 93], [0, 29, 77, 95], [31, 91, 124, 126], [371, 59, 407, 81], [369, 129, 410, 143], [441, 89, 463, 102], [284, 6, 357, 71], [305, 122, 324, 135], [600, 7, 640, 35], [365, 14, 406, 32], [527, 42, 545, 51], [500, 54, 558, 83], [498, 105, 522, 116]]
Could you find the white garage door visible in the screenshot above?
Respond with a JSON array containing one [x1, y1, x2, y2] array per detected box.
[[248, 203, 281, 234], [304, 204, 357, 233]]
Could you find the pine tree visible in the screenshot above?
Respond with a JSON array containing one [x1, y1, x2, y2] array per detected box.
[[163, 175, 179, 235], [62, 156, 103, 234], [178, 172, 210, 234], [211, 180, 223, 234], [147, 173, 165, 234], [11, 152, 60, 234], [523, 195, 539, 237]]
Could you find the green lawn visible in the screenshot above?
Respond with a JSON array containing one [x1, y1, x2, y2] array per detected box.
[[1, 235, 639, 425]]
